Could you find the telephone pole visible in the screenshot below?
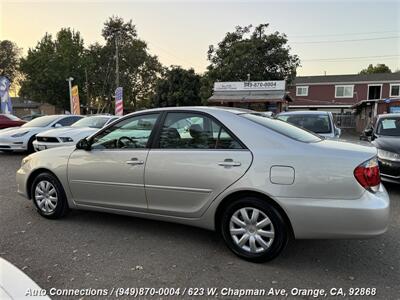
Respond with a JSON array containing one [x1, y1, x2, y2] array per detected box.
[[115, 34, 120, 88]]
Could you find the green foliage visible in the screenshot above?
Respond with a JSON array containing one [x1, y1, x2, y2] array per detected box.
[[19, 29, 86, 110], [84, 16, 162, 112], [0, 40, 21, 81], [359, 64, 392, 75], [151, 66, 202, 107], [201, 23, 300, 101], [19, 17, 162, 113]]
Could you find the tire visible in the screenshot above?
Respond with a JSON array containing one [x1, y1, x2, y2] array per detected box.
[[220, 196, 288, 263], [27, 135, 36, 153], [31, 172, 69, 219]]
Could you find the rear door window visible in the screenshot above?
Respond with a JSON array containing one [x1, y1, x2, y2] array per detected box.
[[158, 112, 244, 149]]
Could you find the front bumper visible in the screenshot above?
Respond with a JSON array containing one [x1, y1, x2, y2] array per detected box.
[[16, 165, 29, 198], [279, 184, 390, 239], [32, 140, 73, 152], [0, 137, 27, 151], [378, 158, 400, 184]]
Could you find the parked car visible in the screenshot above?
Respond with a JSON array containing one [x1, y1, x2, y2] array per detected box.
[[276, 111, 341, 139], [33, 115, 119, 151], [363, 113, 400, 183], [17, 107, 389, 262], [0, 114, 26, 129], [20, 113, 44, 122], [0, 257, 50, 300], [0, 115, 83, 153]]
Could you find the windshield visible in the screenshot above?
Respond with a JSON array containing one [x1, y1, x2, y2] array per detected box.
[[21, 115, 60, 128], [277, 114, 332, 134], [376, 117, 400, 136], [242, 113, 322, 143], [72, 116, 110, 128]]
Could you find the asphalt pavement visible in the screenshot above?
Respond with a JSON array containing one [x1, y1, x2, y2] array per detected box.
[[0, 151, 399, 300]]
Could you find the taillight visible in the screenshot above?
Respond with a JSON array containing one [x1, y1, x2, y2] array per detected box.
[[354, 157, 381, 192]]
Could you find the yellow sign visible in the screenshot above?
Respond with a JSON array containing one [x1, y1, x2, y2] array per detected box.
[[71, 85, 81, 115]]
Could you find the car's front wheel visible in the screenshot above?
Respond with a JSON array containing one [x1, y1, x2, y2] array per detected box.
[[220, 196, 288, 262], [31, 172, 69, 219]]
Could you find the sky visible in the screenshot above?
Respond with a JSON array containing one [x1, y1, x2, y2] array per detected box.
[[1, 0, 399, 76]]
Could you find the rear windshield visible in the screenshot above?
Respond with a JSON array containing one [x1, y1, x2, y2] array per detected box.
[[22, 115, 60, 128], [376, 117, 400, 136], [242, 113, 322, 143], [277, 114, 331, 134]]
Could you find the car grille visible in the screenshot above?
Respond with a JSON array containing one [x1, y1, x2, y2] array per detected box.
[[36, 137, 59, 143]]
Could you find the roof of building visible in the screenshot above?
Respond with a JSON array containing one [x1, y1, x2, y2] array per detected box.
[[11, 97, 40, 108], [294, 73, 400, 85], [208, 91, 293, 103]]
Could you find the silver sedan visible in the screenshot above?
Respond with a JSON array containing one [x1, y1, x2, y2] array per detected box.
[[16, 107, 390, 262]]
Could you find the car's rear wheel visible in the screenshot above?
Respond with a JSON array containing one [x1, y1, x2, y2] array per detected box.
[[220, 196, 288, 262], [31, 172, 69, 219]]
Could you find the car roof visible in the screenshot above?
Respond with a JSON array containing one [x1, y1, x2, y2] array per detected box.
[[377, 113, 400, 119], [277, 110, 329, 116], [130, 106, 255, 115]]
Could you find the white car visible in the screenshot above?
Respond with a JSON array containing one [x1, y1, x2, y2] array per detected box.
[[0, 115, 83, 153], [33, 115, 119, 152], [0, 257, 50, 300], [276, 111, 341, 139]]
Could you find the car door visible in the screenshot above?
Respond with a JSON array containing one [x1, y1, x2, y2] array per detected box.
[[145, 111, 253, 218], [68, 113, 160, 211]]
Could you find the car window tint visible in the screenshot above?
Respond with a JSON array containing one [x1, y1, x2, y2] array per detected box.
[[91, 114, 159, 150], [159, 112, 243, 149], [57, 116, 82, 126], [283, 114, 331, 134], [377, 118, 400, 136]]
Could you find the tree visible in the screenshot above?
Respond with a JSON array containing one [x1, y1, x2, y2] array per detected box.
[[0, 40, 21, 81], [19, 29, 86, 110], [97, 16, 162, 111], [151, 66, 202, 107], [201, 23, 300, 101], [360, 64, 392, 74]]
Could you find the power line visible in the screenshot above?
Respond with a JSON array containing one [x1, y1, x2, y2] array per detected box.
[[292, 36, 400, 44], [302, 54, 400, 62], [289, 30, 400, 38]]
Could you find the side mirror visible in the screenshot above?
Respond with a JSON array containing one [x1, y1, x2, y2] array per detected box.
[[76, 138, 91, 151], [364, 128, 373, 137], [54, 123, 62, 128]]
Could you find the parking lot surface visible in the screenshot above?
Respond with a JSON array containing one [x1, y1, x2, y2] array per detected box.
[[0, 152, 399, 299]]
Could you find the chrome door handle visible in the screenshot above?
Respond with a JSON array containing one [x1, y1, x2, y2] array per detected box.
[[218, 159, 241, 167], [126, 158, 144, 165]]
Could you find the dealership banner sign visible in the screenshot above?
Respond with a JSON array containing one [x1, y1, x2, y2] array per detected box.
[[71, 85, 81, 115], [0, 76, 12, 114], [214, 80, 285, 92], [115, 87, 123, 116]]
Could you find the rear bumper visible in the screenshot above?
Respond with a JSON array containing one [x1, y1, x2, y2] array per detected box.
[[279, 184, 390, 239]]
